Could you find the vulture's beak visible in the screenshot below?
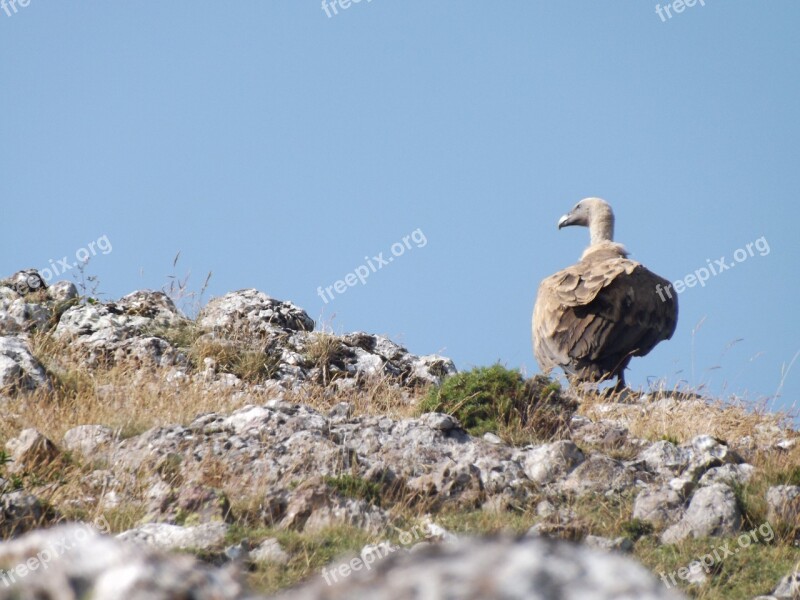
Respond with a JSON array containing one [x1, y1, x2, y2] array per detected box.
[[557, 213, 574, 229]]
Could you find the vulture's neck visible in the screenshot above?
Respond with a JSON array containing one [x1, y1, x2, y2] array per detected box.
[[589, 210, 615, 246]]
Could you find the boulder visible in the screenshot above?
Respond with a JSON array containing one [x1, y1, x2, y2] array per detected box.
[[275, 535, 685, 600], [0, 336, 50, 392], [661, 484, 741, 544], [0, 524, 247, 599]]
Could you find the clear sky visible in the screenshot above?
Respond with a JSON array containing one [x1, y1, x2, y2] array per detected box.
[[2, 2, 798, 415]]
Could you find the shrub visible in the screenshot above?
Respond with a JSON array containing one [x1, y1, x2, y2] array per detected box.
[[419, 365, 575, 443]]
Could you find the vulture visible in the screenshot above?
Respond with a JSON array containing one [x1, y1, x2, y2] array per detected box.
[[532, 198, 678, 389]]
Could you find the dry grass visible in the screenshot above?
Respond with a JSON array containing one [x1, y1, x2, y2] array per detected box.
[[284, 375, 425, 421], [0, 332, 262, 448], [577, 385, 795, 447]]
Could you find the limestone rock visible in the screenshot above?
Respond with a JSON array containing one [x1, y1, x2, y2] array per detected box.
[[633, 486, 684, 529], [0, 336, 50, 392], [697, 463, 755, 487], [521, 440, 584, 485], [560, 455, 637, 496], [197, 289, 314, 338], [276, 535, 685, 600], [63, 425, 116, 457], [766, 485, 800, 529], [661, 484, 741, 544], [0, 490, 46, 537], [249, 538, 289, 565], [771, 571, 800, 599], [0, 524, 247, 599], [583, 534, 634, 553], [117, 522, 229, 553], [5, 428, 59, 474], [54, 291, 186, 366]]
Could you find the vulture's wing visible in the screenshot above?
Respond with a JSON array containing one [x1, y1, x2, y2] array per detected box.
[[533, 257, 677, 378]]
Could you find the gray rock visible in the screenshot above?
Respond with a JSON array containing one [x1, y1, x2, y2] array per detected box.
[[43, 285, 454, 389], [571, 419, 630, 449], [82, 469, 125, 510], [561, 455, 636, 496], [109, 401, 539, 525], [5, 428, 59, 474], [0, 293, 50, 334], [697, 463, 755, 487], [0, 524, 247, 599], [47, 280, 79, 303], [766, 485, 800, 528], [63, 425, 115, 457], [117, 522, 229, 552], [337, 332, 456, 386], [638, 436, 741, 486], [583, 535, 634, 553], [522, 440, 584, 485], [418, 412, 460, 431], [638, 441, 690, 477], [115, 290, 185, 327], [0, 490, 45, 537], [143, 480, 232, 526], [633, 486, 684, 529], [276, 480, 390, 533], [327, 402, 353, 422], [0, 272, 79, 335], [197, 289, 314, 337], [406, 353, 458, 386], [667, 476, 696, 496], [54, 291, 186, 366], [483, 432, 503, 444], [772, 571, 800, 599], [1, 269, 47, 297], [0, 336, 50, 392], [249, 537, 289, 565], [682, 435, 741, 481], [275, 535, 685, 600], [661, 483, 741, 544]]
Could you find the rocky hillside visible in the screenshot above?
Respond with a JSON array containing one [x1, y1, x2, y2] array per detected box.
[[0, 269, 799, 600]]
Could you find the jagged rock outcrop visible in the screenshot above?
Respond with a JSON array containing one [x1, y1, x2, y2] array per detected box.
[[0, 270, 456, 389], [53, 290, 187, 367], [198, 289, 315, 336]]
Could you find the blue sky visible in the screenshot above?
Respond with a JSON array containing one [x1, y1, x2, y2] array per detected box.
[[2, 2, 798, 414]]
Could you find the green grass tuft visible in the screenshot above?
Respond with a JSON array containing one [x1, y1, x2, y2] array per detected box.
[[419, 365, 575, 443]]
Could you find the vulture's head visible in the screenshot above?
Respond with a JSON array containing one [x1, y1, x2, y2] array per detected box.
[[557, 197, 615, 245]]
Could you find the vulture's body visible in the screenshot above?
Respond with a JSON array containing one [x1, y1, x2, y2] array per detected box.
[[532, 199, 678, 388]]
